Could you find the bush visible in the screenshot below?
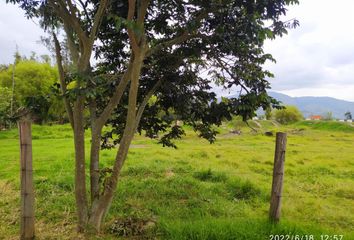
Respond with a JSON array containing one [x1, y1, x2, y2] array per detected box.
[[0, 87, 12, 128], [0, 59, 65, 124], [273, 105, 303, 124]]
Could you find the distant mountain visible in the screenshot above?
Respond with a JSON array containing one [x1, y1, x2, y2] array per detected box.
[[223, 92, 354, 119], [267, 92, 354, 119]]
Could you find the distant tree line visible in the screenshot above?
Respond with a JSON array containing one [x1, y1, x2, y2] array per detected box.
[[260, 107, 353, 123]]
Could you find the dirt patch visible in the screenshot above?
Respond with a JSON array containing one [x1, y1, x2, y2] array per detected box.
[[0, 181, 19, 223], [165, 169, 175, 178], [109, 217, 157, 238]]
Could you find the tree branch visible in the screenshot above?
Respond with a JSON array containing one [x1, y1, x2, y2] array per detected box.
[[63, 24, 80, 66], [95, 63, 133, 130], [76, 0, 110, 68], [215, 57, 250, 94], [146, 9, 209, 56], [137, 0, 150, 25], [66, 0, 78, 17], [127, 0, 140, 55], [146, 31, 194, 57], [49, 0, 89, 45], [90, 0, 110, 45], [78, 0, 92, 26], [135, 79, 162, 131], [53, 33, 74, 128]]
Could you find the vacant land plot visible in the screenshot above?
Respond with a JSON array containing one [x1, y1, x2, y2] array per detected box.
[[0, 121, 353, 239]]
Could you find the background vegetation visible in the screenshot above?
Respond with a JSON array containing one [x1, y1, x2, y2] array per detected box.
[[0, 53, 65, 126]]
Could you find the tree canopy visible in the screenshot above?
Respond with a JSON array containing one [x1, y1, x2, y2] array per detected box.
[[81, 0, 299, 146]]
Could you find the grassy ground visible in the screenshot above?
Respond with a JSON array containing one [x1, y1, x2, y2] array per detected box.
[[0, 120, 353, 239]]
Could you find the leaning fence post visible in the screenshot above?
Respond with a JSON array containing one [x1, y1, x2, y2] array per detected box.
[[19, 120, 35, 240], [269, 132, 287, 223]]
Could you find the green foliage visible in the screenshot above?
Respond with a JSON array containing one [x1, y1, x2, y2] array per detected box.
[[274, 105, 303, 124], [92, 0, 299, 148], [265, 107, 273, 120], [344, 111, 352, 120], [24, 96, 51, 123], [0, 87, 12, 127], [322, 111, 333, 121], [0, 59, 60, 123], [0, 60, 58, 105], [0, 87, 11, 113], [158, 125, 186, 149]]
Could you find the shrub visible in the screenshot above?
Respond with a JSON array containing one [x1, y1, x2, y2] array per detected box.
[[273, 105, 303, 124], [0, 87, 11, 128]]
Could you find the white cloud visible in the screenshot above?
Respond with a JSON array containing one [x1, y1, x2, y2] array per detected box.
[[264, 0, 354, 101], [0, 2, 50, 64]]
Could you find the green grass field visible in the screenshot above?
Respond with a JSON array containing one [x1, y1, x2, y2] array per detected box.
[[0, 120, 353, 239]]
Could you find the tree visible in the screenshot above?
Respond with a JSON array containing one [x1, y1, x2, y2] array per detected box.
[[344, 111, 352, 120], [0, 59, 59, 123], [0, 87, 12, 128], [274, 105, 303, 124], [8, 0, 299, 233], [322, 111, 333, 121], [265, 107, 273, 120]]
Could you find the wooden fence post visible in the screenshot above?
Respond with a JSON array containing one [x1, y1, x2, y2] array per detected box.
[[19, 120, 35, 240], [269, 132, 287, 223]]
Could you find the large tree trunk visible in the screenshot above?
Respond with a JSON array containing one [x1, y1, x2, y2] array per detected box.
[[73, 98, 89, 232]]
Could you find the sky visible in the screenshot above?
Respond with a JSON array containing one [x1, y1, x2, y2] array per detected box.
[[1, 1, 354, 101], [0, 1, 50, 63]]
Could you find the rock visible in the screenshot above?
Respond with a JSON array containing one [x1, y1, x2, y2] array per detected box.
[[264, 131, 273, 136], [229, 129, 241, 135]]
